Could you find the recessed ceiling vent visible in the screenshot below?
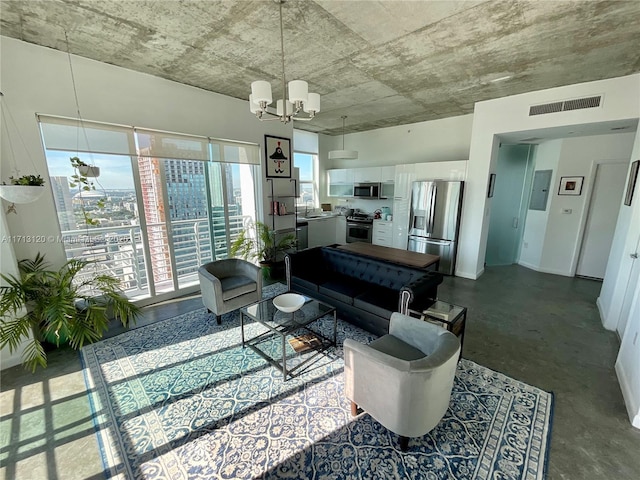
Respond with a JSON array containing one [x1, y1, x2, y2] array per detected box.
[[529, 95, 602, 116]]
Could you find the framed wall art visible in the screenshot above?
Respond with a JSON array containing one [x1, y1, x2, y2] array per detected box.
[[624, 160, 639, 206], [487, 173, 496, 198], [264, 135, 291, 178], [558, 176, 584, 196]]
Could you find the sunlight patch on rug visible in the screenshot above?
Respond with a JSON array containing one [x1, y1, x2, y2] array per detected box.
[[82, 283, 553, 479]]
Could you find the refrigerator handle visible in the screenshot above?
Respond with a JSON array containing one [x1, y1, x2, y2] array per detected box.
[[428, 183, 437, 233]]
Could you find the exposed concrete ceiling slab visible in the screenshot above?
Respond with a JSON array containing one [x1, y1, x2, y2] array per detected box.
[[1, 0, 638, 135]]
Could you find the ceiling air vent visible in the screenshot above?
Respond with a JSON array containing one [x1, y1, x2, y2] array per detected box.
[[529, 102, 563, 116], [529, 95, 602, 116]]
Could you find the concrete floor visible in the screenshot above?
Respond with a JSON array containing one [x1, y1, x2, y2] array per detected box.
[[1, 265, 639, 479]]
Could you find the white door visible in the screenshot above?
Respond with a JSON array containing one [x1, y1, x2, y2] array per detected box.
[[576, 163, 628, 279]]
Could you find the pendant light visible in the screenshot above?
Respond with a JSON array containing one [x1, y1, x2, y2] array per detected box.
[[328, 116, 358, 160]]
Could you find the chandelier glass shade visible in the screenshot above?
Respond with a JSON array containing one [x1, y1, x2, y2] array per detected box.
[[249, 1, 320, 123]]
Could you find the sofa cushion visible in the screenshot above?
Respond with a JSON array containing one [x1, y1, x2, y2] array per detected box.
[[323, 248, 422, 291], [291, 276, 320, 293], [369, 334, 425, 361], [319, 275, 368, 306], [354, 286, 398, 319], [221, 275, 257, 300]]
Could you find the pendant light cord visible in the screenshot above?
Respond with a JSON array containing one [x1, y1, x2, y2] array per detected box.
[[279, 1, 287, 118], [65, 31, 94, 162]]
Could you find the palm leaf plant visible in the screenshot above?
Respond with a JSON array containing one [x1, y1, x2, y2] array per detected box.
[[0, 253, 140, 371], [229, 220, 296, 277]]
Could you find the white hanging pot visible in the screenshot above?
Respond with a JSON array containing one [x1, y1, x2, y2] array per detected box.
[[0, 185, 46, 204], [78, 165, 100, 177]]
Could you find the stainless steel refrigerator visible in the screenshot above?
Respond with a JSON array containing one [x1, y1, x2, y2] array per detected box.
[[407, 180, 464, 275]]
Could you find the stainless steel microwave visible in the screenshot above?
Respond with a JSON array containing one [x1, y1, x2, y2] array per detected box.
[[353, 183, 380, 199]]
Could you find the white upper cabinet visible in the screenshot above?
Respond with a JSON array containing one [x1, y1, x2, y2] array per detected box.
[[327, 169, 354, 197], [328, 169, 353, 184], [380, 166, 395, 183], [414, 160, 467, 181], [354, 167, 380, 183], [393, 164, 416, 201]]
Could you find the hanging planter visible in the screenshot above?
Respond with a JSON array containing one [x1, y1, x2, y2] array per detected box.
[[71, 157, 100, 178], [78, 165, 100, 177], [0, 175, 46, 204]]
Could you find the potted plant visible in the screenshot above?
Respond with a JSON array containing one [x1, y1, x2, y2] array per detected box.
[[70, 156, 100, 177], [229, 221, 296, 278], [0, 253, 140, 371], [0, 174, 46, 204], [69, 156, 105, 226]]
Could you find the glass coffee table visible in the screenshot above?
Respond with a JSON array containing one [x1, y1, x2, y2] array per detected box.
[[240, 294, 337, 380]]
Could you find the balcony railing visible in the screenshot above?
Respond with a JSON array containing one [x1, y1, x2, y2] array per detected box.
[[61, 214, 250, 300]]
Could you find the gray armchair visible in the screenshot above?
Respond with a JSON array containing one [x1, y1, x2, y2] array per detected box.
[[198, 259, 262, 324], [344, 312, 460, 451]]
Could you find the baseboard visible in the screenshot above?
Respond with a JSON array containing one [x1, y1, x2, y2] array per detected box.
[[517, 261, 572, 277], [615, 359, 640, 429], [455, 269, 480, 280], [596, 296, 616, 332], [518, 260, 539, 271]]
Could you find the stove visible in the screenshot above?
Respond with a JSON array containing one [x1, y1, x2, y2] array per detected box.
[[346, 213, 373, 224], [346, 212, 374, 243]]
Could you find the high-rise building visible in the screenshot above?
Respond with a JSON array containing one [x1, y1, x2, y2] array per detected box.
[[50, 176, 75, 231]]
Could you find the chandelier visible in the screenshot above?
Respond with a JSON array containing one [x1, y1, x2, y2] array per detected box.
[[249, 0, 320, 123]]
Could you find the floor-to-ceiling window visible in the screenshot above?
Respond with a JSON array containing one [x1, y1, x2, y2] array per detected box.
[[38, 115, 259, 301]]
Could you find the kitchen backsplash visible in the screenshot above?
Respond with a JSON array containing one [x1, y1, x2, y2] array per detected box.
[[333, 198, 393, 215]]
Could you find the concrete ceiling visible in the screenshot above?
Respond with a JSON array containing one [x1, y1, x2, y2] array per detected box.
[[1, 0, 639, 136]]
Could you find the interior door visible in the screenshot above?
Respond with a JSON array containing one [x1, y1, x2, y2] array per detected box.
[[485, 145, 531, 266], [576, 163, 628, 279]]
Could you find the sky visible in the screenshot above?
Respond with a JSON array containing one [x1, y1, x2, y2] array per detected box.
[[44, 150, 314, 190]]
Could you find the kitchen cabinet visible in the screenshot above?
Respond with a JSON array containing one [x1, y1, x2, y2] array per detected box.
[[354, 167, 380, 183], [392, 165, 413, 251], [328, 169, 354, 197], [372, 220, 393, 247], [308, 216, 338, 248], [335, 215, 347, 244], [380, 166, 395, 183], [394, 164, 416, 201], [414, 160, 467, 181]]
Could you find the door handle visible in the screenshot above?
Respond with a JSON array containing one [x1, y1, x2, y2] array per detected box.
[[512, 217, 518, 229], [631, 253, 639, 259]]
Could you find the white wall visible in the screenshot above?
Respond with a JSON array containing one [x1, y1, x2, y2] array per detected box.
[[519, 140, 561, 269], [459, 73, 640, 279], [0, 37, 292, 268], [0, 210, 30, 369], [519, 133, 635, 275], [317, 114, 473, 205], [606, 127, 640, 428]]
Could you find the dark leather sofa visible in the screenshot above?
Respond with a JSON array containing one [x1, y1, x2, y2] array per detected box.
[[284, 246, 443, 336]]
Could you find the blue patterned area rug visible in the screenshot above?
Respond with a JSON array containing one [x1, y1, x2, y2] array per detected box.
[[82, 283, 553, 480]]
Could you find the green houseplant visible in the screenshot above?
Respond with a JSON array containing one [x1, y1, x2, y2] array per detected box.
[[0, 174, 46, 205], [69, 156, 105, 226], [0, 253, 140, 371], [229, 221, 296, 278]]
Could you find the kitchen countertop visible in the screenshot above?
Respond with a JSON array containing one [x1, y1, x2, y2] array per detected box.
[[297, 213, 342, 221]]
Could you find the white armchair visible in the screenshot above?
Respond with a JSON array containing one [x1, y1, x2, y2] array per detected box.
[[198, 259, 262, 324], [344, 312, 460, 451]]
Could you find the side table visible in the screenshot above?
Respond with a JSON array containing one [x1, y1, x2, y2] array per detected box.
[[408, 300, 467, 355]]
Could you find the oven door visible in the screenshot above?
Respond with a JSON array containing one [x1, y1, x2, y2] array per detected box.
[[346, 223, 373, 243]]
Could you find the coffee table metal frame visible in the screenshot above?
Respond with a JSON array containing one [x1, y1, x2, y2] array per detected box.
[[240, 294, 337, 380]]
